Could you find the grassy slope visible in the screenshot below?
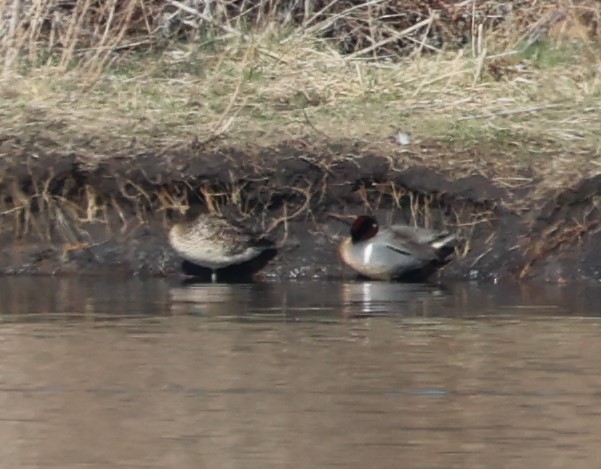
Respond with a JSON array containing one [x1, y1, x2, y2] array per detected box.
[[1, 19, 600, 208]]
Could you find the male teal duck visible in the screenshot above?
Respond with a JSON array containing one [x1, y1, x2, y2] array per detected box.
[[169, 206, 276, 282], [339, 215, 457, 281]]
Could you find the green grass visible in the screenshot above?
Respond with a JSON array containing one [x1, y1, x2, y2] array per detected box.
[[519, 39, 588, 68]]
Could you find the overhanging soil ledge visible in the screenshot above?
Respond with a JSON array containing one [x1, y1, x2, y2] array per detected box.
[[0, 137, 599, 284]]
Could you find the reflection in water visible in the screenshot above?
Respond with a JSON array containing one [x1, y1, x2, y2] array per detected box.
[[0, 277, 601, 467], [339, 282, 448, 316]]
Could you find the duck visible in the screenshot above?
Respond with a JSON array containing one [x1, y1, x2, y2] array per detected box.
[[339, 215, 458, 281], [169, 205, 277, 282]]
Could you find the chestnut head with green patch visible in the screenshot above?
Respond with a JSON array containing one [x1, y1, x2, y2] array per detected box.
[[350, 215, 379, 243]]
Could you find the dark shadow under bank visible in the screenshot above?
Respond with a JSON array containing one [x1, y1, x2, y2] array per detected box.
[[0, 139, 599, 283]]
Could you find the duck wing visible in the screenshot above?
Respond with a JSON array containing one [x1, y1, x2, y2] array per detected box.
[[382, 235, 438, 261], [388, 224, 448, 243], [385, 224, 456, 261], [210, 215, 275, 256]]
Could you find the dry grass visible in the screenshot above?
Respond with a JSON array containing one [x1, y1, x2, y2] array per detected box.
[[1, 0, 601, 196]]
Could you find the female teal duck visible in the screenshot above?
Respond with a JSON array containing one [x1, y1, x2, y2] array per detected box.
[[339, 215, 457, 281], [169, 206, 276, 282]]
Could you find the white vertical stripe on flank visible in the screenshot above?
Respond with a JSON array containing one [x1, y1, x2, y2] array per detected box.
[[363, 243, 374, 264]]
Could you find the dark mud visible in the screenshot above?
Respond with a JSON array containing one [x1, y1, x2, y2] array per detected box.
[[0, 138, 599, 283]]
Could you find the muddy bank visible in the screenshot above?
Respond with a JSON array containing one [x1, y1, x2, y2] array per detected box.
[[0, 138, 599, 283]]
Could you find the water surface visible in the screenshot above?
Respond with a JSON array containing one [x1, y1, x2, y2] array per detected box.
[[1, 277, 601, 468]]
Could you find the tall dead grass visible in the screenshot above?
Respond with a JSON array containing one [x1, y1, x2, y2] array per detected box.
[[2, 0, 599, 72]]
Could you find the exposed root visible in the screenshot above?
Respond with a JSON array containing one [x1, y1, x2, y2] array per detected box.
[[111, 196, 129, 234], [521, 218, 600, 279], [519, 183, 601, 279]]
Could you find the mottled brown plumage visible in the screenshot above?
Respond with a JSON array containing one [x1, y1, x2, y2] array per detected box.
[[169, 207, 276, 282]]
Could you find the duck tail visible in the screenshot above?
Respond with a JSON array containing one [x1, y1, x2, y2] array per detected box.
[[251, 236, 277, 250], [431, 233, 458, 260], [245, 238, 278, 272], [249, 237, 279, 266]]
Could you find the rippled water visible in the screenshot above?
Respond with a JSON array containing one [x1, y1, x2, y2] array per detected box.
[[1, 277, 601, 468]]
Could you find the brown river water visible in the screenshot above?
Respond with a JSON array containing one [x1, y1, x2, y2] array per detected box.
[[1, 277, 601, 468]]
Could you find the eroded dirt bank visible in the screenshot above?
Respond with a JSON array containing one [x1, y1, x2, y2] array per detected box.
[[0, 138, 599, 283]]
